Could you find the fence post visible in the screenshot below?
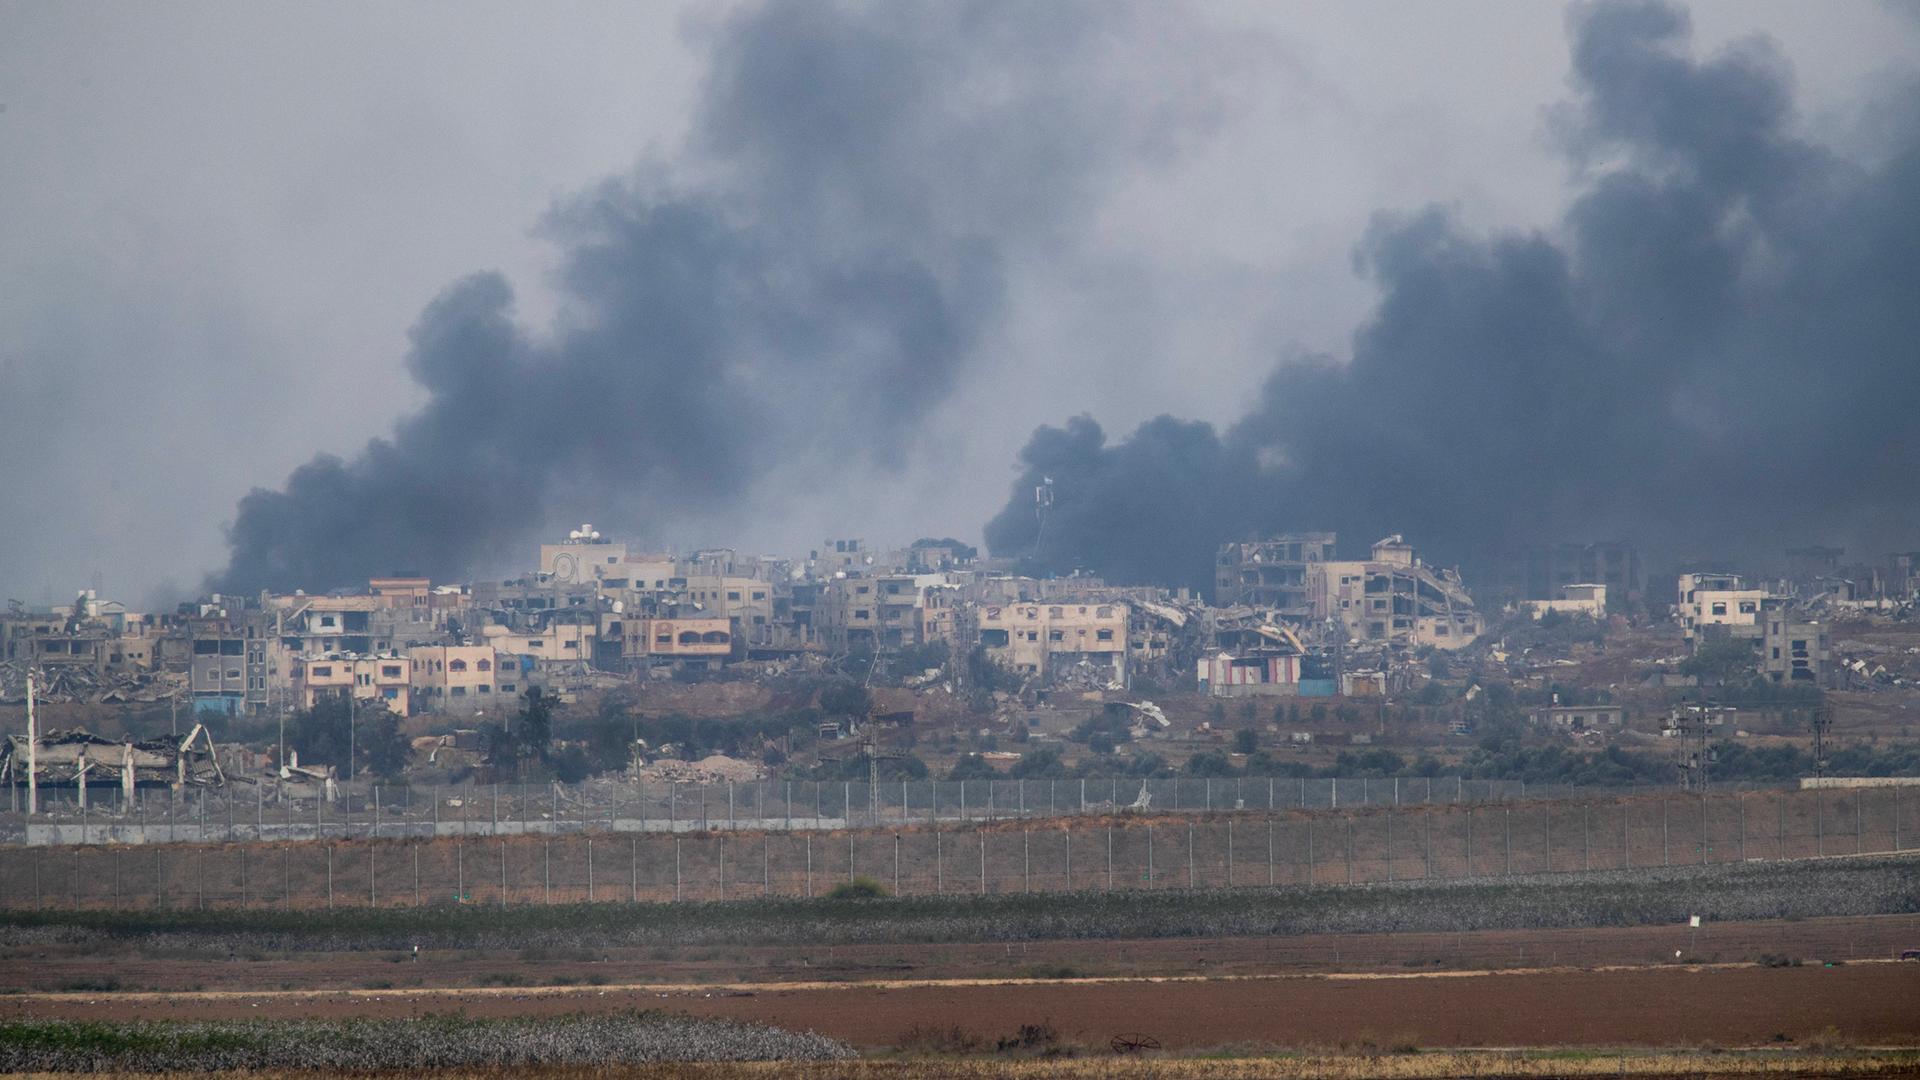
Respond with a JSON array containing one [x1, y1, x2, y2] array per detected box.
[[1186, 822, 1195, 890], [326, 845, 334, 909], [937, 830, 944, 894], [500, 841, 507, 907], [764, 834, 771, 897], [1227, 819, 1234, 888], [1023, 830, 1031, 893], [1105, 826, 1113, 890], [631, 836, 638, 903], [1544, 804, 1551, 873], [1307, 820, 1314, 885], [1266, 818, 1275, 886], [1386, 811, 1394, 882], [1147, 825, 1155, 887], [1425, 806, 1433, 879], [1466, 808, 1474, 874], [674, 838, 682, 902], [1738, 798, 1745, 862], [1701, 796, 1709, 865], [1662, 799, 1670, 866], [893, 833, 900, 895], [1345, 817, 1353, 884], [370, 843, 376, 907], [1503, 808, 1511, 877], [979, 830, 986, 895], [412, 844, 420, 906], [457, 842, 464, 901], [1855, 791, 1863, 854], [587, 838, 594, 903], [804, 835, 811, 897], [849, 832, 856, 884], [1064, 827, 1071, 890], [543, 839, 551, 904], [718, 836, 725, 898], [1583, 804, 1591, 872]]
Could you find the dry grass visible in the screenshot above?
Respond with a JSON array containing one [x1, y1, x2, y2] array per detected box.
[[8, 1051, 1920, 1079]]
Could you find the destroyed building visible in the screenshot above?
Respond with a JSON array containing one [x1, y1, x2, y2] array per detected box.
[[1214, 533, 1337, 615], [975, 600, 1129, 689], [1308, 535, 1483, 650]]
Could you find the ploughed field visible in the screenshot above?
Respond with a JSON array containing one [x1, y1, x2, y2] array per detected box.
[[1, 853, 1916, 1069]]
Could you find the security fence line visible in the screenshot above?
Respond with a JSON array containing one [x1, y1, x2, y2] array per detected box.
[[0, 785, 1905, 910], [0, 775, 1798, 847]]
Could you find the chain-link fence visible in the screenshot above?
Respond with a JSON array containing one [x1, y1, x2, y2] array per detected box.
[[0, 775, 1798, 847], [0, 785, 1906, 910]]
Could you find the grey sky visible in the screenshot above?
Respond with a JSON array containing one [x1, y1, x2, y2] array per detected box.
[[2, 1, 1915, 604]]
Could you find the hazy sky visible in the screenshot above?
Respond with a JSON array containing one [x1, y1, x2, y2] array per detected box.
[[3, 1, 1916, 605]]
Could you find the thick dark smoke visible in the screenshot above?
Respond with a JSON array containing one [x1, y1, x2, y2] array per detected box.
[[987, 0, 1920, 592], [215, 0, 1227, 594]]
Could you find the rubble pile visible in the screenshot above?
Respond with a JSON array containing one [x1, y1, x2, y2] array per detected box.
[[636, 753, 765, 785], [0, 660, 185, 706]]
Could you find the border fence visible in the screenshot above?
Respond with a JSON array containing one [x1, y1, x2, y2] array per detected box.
[[0, 785, 1907, 911], [0, 775, 1796, 847]]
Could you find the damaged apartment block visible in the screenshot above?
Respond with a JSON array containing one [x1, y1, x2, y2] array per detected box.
[[1309, 535, 1483, 650]]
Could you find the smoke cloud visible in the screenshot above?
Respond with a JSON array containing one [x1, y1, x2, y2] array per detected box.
[[986, 0, 1920, 592], [213, 0, 1230, 594]]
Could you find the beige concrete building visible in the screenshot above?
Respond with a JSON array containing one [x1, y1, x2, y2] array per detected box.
[[1309, 535, 1482, 650], [1521, 583, 1608, 620], [815, 573, 958, 652], [976, 601, 1129, 685], [407, 645, 502, 710], [624, 616, 732, 668], [290, 654, 412, 714]]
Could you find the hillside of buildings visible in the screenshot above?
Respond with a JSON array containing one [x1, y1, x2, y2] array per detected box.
[[5, 531, 1920, 814]]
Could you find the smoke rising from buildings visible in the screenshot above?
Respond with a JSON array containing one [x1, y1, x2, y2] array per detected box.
[[212, 0, 1230, 594], [986, 0, 1920, 592]]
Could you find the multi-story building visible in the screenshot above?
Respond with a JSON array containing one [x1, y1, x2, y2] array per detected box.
[[620, 616, 733, 670], [1674, 573, 1780, 641], [1308, 536, 1482, 650], [289, 653, 412, 714], [539, 527, 627, 585], [186, 608, 283, 716], [976, 601, 1129, 686], [815, 573, 958, 652], [1484, 541, 1641, 604], [1214, 533, 1338, 614], [682, 574, 776, 646], [1520, 583, 1608, 620], [407, 645, 503, 710], [1761, 616, 1831, 685]]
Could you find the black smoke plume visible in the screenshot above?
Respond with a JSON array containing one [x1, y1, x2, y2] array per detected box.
[[987, 0, 1920, 592], [214, 0, 1227, 594]]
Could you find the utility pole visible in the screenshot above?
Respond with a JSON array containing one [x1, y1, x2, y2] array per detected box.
[[26, 670, 38, 816], [1672, 702, 1719, 792], [1809, 703, 1833, 778]]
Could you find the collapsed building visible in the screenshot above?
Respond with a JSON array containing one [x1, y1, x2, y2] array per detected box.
[[1308, 536, 1483, 650], [2, 724, 227, 807]]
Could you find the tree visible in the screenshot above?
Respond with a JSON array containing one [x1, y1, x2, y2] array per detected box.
[[818, 679, 872, 720], [947, 755, 998, 781], [285, 695, 408, 779], [1680, 637, 1759, 685], [355, 704, 410, 779], [1232, 727, 1259, 755], [513, 688, 555, 757], [1183, 750, 1237, 777]]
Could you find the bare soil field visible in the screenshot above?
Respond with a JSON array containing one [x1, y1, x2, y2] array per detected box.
[[3, 914, 1916, 994], [5, 962, 1917, 1052]]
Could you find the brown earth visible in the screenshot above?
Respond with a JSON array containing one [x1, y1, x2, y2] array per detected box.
[[5, 914, 1917, 995], [5, 963, 1917, 1052]]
